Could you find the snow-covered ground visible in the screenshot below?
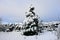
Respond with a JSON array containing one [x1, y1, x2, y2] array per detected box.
[[0, 31, 57, 40]]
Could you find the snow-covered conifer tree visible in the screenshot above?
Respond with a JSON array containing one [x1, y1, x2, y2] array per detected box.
[[23, 6, 40, 36]]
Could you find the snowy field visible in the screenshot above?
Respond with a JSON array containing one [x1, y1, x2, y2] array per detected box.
[[0, 31, 57, 40]]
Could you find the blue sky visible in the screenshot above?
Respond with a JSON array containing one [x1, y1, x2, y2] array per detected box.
[[0, 0, 60, 23]]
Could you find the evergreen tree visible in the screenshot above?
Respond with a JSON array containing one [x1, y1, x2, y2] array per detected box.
[[23, 6, 40, 36]]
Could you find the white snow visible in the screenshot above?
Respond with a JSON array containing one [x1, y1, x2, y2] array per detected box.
[[0, 31, 57, 40]]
